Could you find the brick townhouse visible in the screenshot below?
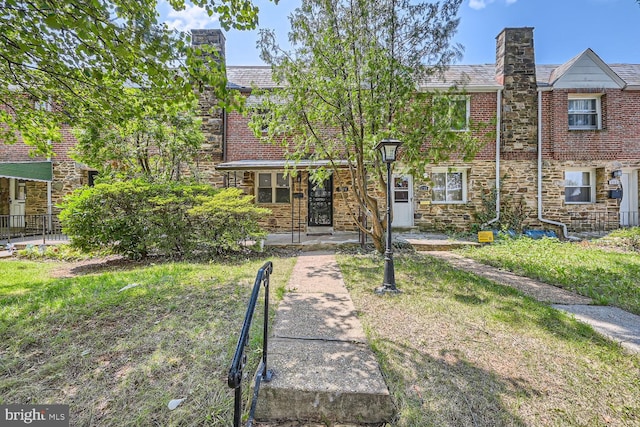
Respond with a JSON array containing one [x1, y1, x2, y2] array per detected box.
[[206, 27, 640, 236], [2, 27, 639, 238]]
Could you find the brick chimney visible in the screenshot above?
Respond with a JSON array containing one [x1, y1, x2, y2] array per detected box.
[[191, 29, 226, 185], [496, 28, 538, 153]]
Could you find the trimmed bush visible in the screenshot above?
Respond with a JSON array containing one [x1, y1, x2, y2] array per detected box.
[[59, 181, 270, 259]]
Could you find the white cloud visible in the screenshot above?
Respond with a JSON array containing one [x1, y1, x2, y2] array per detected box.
[[162, 1, 219, 32], [469, 0, 494, 10], [469, 0, 517, 10]]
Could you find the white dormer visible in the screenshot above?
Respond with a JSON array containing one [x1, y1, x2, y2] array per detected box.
[[549, 49, 626, 89]]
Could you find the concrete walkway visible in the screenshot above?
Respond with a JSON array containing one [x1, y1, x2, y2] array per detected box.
[[425, 251, 640, 354], [254, 251, 394, 425]]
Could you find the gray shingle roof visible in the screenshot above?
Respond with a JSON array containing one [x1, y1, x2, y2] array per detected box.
[[227, 66, 277, 89], [227, 62, 640, 90]]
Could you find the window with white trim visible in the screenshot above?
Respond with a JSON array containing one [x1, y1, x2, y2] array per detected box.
[[564, 170, 595, 203], [568, 95, 601, 130], [431, 168, 467, 203], [257, 172, 290, 204], [433, 95, 470, 131]]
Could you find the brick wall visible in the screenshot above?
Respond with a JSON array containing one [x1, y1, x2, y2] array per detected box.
[[0, 123, 77, 162], [542, 89, 640, 161], [226, 108, 290, 161]]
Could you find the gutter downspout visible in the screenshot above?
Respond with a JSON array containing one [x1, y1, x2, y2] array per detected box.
[[537, 89, 568, 238], [222, 108, 228, 162], [484, 89, 502, 227], [46, 99, 52, 232]]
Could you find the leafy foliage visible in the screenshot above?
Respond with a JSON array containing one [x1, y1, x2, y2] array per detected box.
[[473, 183, 532, 233], [0, 0, 274, 155], [72, 94, 204, 182], [254, 0, 493, 252], [59, 181, 270, 259]]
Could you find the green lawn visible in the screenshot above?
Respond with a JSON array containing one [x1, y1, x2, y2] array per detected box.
[[457, 237, 640, 315], [338, 252, 640, 427], [3, 246, 639, 427], [0, 256, 295, 426]]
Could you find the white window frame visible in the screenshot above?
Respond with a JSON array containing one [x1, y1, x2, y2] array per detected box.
[[568, 94, 602, 130], [433, 95, 470, 132], [430, 167, 468, 204], [564, 169, 596, 204], [256, 171, 291, 204]]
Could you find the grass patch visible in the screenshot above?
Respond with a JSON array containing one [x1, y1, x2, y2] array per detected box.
[[338, 253, 640, 427], [457, 237, 640, 315], [0, 256, 295, 426]]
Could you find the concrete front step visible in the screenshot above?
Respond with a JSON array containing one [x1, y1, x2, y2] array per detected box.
[[306, 226, 334, 236], [254, 338, 394, 424], [254, 252, 394, 424]]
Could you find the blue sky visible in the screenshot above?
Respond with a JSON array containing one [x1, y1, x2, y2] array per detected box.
[[160, 0, 640, 66]]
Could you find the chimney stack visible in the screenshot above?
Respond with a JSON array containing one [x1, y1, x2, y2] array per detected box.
[[496, 28, 538, 153]]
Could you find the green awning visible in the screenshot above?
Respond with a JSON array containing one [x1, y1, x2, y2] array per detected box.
[[0, 161, 53, 182]]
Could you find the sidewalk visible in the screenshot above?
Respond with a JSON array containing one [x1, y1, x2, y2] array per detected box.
[[1, 236, 69, 258], [425, 251, 640, 354], [254, 251, 394, 425]]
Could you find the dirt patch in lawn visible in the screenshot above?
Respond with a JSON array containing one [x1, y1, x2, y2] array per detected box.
[[49, 256, 151, 278]]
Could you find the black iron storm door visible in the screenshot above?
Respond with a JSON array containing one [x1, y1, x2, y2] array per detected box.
[[308, 175, 333, 226]]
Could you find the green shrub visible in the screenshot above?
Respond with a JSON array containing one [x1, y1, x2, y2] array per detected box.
[[59, 181, 270, 259]]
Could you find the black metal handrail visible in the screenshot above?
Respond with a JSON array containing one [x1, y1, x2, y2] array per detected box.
[[228, 261, 274, 427], [0, 214, 66, 244], [567, 210, 639, 234]]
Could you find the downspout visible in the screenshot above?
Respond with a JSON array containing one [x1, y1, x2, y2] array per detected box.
[[46, 99, 52, 230], [537, 89, 568, 238], [222, 108, 228, 162], [484, 89, 502, 227]]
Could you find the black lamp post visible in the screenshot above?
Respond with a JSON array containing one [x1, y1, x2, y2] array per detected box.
[[375, 139, 403, 295]]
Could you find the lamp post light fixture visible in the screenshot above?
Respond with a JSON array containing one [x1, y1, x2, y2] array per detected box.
[[374, 138, 403, 295]]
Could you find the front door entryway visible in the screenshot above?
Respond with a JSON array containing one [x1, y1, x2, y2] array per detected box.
[[620, 170, 639, 226], [392, 175, 413, 227], [9, 178, 26, 227], [308, 175, 333, 227]]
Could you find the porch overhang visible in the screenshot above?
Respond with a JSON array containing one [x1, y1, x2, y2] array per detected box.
[[0, 161, 53, 182], [216, 159, 349, 171]]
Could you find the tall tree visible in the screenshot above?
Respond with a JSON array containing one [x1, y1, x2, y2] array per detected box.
[[72, 91, 204, 182], [0, 0, 272, 155], [255, 0, 491, 252]]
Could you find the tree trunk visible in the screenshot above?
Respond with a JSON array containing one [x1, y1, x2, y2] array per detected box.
[[370, 214, 386, 253]]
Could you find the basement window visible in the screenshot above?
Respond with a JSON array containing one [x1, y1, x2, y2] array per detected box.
[[431, 168, 468, 203], [565, 170, 595, 203]]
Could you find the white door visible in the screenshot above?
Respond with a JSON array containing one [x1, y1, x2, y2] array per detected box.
[[392, 175, 413, 227], [620, 171, 639, 226], [9, 179, 26, 227]]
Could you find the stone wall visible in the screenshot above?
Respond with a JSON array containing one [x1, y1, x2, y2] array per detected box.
[[225, 169, 377, 233], [25, 181, 48, 215], [413, 160, 540, 232], [0, 178, 8, 215], [496, 27, 538, 157], [51, 161, 83, 214]]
